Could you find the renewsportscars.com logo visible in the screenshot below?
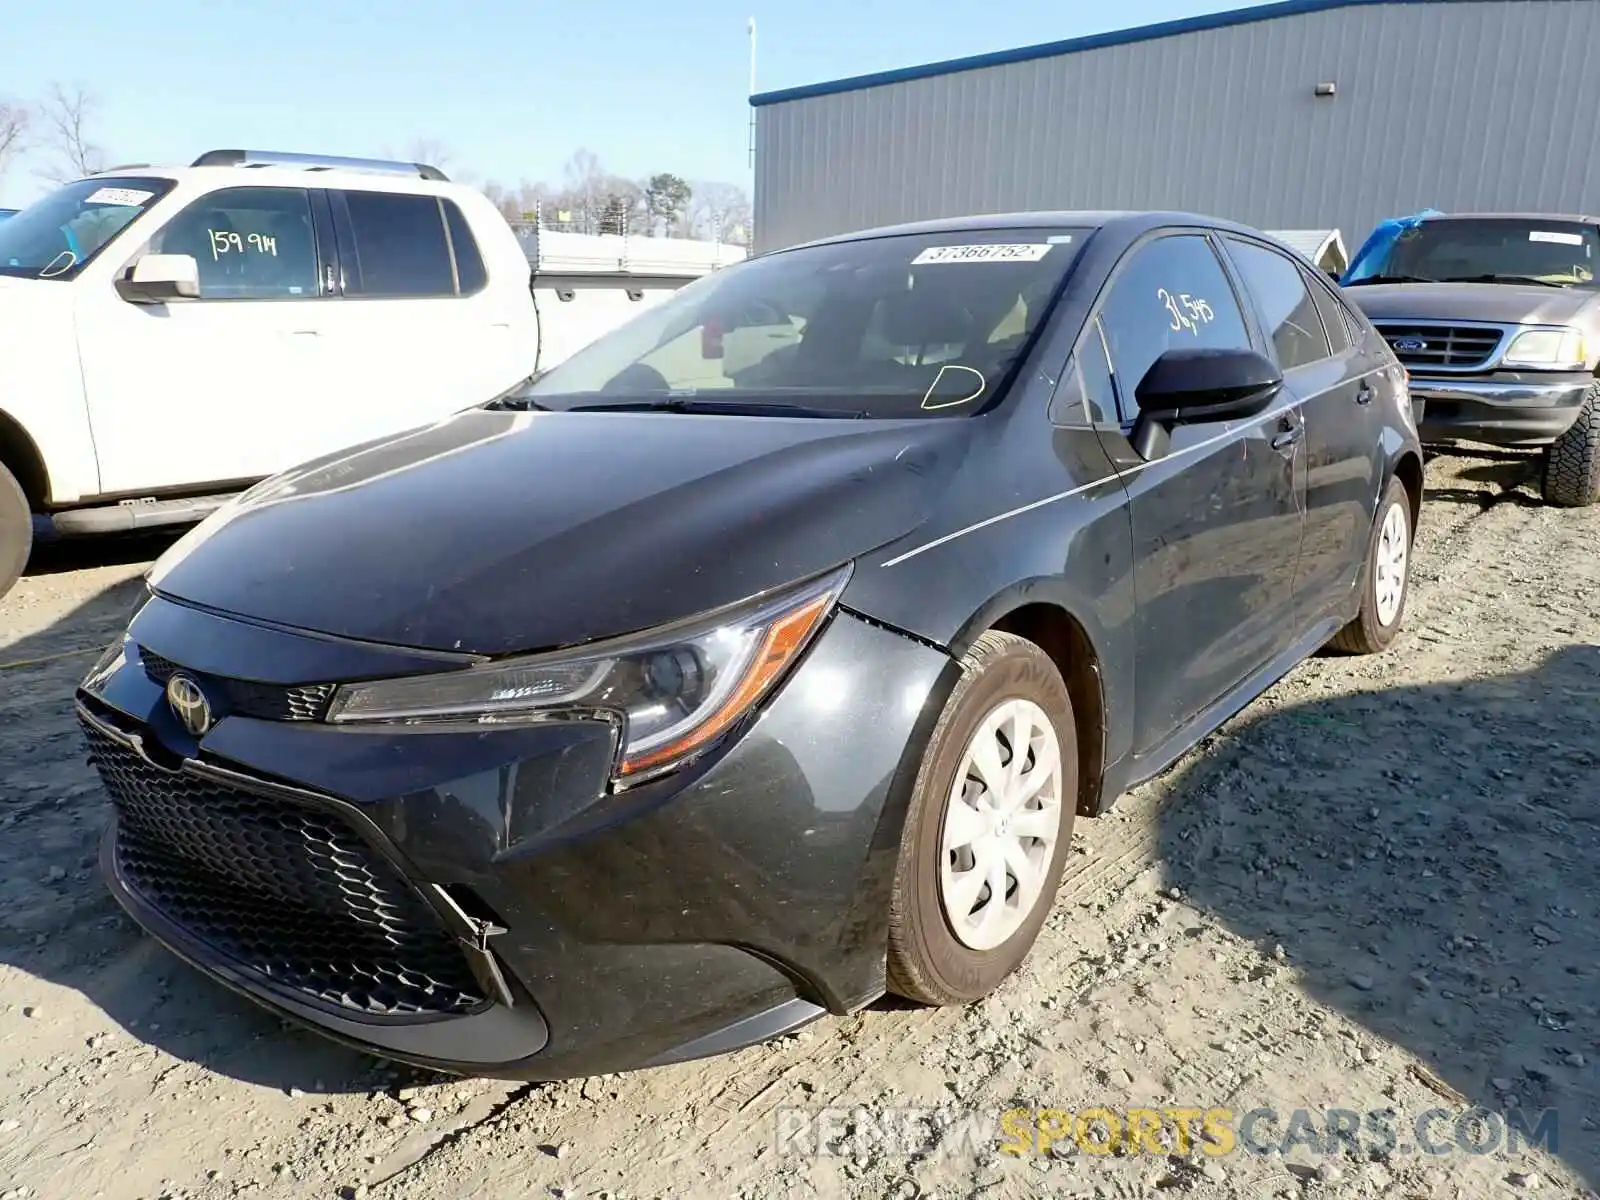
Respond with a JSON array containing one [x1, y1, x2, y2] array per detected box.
[[772, 1104, 1560, 1160]]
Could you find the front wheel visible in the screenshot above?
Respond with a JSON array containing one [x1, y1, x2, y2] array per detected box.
[[0, 464, 30, 601], [886, 631, 1077, 1006], [1540, 382, 1600, 508], [1329, 476, 1412, 655]]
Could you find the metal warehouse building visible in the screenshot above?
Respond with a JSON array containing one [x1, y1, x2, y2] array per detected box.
[[750, 0, 1600, 253]]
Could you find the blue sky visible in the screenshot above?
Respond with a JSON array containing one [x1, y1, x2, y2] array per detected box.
[[0, 0, 1237, 208]]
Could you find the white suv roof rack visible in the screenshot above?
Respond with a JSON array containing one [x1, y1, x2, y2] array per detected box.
[[189, 149, 450, 182]]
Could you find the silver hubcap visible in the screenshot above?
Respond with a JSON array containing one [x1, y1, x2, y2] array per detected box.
[[938, 698, 1065, 952], [1374, 500, 1409, 627]]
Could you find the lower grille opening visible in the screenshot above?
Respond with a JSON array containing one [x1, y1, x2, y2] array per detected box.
[[82, 716, 487, 1018]]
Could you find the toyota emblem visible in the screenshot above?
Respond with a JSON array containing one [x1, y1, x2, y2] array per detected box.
[[166, 673, 213, 737]]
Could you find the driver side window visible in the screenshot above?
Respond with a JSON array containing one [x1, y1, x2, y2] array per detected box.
[[1095, 234, 1254, 422], [149, 186, 320, 300]]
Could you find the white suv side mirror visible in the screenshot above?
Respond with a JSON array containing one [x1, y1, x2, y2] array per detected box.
[[116, 253, 201, 304]]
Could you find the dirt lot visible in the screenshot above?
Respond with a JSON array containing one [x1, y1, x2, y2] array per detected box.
[[1, 449, 1596, 1200]]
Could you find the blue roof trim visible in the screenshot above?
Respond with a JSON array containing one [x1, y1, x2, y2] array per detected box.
[[750, 0, 1456, 107]]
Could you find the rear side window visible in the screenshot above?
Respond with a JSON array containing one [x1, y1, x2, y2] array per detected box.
[[1224, 238, 1329, 369], [341, 192, 455, 297], [444, 201, 487, 294], [1095, 234, 1254, 420], [1305, 271, 1351, 355]]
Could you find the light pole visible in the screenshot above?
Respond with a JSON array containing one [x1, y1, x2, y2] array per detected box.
[[747, 16, 758, 169]]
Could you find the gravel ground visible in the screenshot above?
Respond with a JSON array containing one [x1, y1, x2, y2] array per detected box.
[[1, 449, 1596, 1200]]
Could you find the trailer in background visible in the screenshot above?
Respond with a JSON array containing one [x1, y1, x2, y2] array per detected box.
[[514, 225, 747, 372]]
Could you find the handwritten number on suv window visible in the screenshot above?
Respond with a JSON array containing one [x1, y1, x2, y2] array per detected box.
[[207, 230, 279, 260], [1158, 288, 1215, 335]]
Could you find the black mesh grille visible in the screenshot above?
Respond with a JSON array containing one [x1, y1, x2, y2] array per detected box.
[[82, 716, 486, 1017], [1374, 322, 1504, 370], [137, 646, 335, 722]]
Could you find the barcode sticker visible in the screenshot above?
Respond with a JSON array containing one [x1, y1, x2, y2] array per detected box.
[[86, 187, 155, 207], [912, 243, 1054, 265]]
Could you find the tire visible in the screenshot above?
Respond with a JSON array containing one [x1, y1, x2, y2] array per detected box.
[[0, 463, 30, 601], [1540, 381, 1600, 508], [1329, 476, 1412, 655], [886, 630, 1078, 1006]]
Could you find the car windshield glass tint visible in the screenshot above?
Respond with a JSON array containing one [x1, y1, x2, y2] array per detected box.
[[0, 176, 174, 280], [1344, 218, 1599, 288], [516, 227, 1093, 418]]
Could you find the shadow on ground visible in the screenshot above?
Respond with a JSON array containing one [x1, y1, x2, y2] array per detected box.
[[23, 529, 188, 578], [1420, 447, 1545, 508], [1, 540, 449, 1098], [1157, 643, 1600, 1188]]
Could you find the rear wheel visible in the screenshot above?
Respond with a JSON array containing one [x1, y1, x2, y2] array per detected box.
[[1329, 476, 1412, 655], [886, 631, 1077, 1006], [1540, 382, 1600, 508], [0, 463, 31, 600]]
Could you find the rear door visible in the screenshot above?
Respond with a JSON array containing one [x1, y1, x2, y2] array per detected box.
[[1222, 236, 1382, 632], [307, 189, 520, 462], [1090, 231, 1307, 758]]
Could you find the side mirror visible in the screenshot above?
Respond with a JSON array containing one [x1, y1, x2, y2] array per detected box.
[[116, 253, 201, 304], [1131, 346, 1283, 459]]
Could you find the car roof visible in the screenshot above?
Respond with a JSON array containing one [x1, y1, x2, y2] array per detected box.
[[777, 210, 1281, 253]]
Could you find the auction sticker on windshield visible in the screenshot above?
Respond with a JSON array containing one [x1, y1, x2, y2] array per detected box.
[[86, 187, 155, 207], [912, 244, 1054, 265], [1529, 230, 1585, 246]]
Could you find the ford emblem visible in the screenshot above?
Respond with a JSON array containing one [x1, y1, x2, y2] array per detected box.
[[1392, 336, 1428, 353]]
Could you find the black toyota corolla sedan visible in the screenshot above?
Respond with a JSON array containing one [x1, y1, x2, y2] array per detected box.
[[77, 211, 1422, 1080]]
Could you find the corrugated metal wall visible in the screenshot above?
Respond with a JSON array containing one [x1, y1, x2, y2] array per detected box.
[[753, 0, 1600, 253]]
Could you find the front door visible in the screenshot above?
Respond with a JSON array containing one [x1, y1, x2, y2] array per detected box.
[[1089, 231, 1308, 757], [77, 185, 330, 495], [1221, 236, 1384, 632]]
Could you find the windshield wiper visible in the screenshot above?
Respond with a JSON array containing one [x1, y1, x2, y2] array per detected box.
[[1342, 273, 1437, 286], [484, 392, 550, 411], [1435, 273, 1570, 289], [567, 397, 871, 419]]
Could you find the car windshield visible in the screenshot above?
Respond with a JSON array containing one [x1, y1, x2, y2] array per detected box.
[[1344, 218, 1599, 288], [508, 227, 1093, 419], [0, 176, 174, 280]]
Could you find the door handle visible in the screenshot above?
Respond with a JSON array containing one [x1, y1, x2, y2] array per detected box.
[[1271, 424, 1304, 451], [1355, 382, 1375, 405]]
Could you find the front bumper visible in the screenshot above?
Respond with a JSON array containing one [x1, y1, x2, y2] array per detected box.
[[1408, 372, 1592, 447], [79, 594, 953, 1079]]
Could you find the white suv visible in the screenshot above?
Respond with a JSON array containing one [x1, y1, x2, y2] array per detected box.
[[0, 149, 737, 596]]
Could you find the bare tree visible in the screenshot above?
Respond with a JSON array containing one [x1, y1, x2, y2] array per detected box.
[[689, 181, 754, 245], [37, 83, 107, 183], [382, 137, 453, 173], [0, 100, 28, 181]]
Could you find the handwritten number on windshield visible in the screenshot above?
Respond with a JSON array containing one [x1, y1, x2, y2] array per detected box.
[[1158, 288, 1215, 336]]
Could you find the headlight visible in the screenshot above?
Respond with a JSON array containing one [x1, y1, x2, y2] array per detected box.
[[326, 564, 852, 785], [1502, 326, 1587, 370]]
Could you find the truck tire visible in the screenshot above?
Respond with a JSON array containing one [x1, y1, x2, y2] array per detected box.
[[0, 462, 30, 600], [1540, 382, 1600, 508]]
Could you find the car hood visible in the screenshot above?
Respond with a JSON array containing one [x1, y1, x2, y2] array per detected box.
[[148, 406, 973, 656], [1345, 281, 1599, 326]]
